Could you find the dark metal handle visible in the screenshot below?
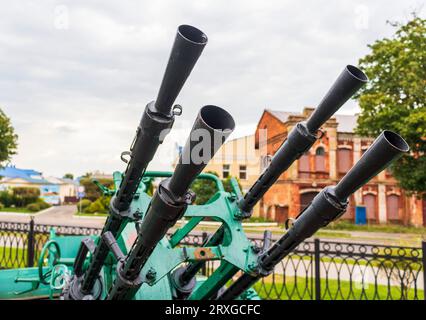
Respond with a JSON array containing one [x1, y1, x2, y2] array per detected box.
[[102, 232, 125, 262]]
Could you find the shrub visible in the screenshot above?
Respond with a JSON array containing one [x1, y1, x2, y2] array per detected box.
[[79, 178, 114, 202], [0, 202, 4, 210], [85, 199, 106, 214], [98, 196, 111, 210], [78, 199, 92, 211], [26, 203, 41, 212], [12, 187, 40, 207], [0, 190, 16, 207], [36, 200, 51, 210]]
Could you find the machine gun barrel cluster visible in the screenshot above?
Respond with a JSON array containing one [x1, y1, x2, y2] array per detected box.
[[2, 23, 410, 302], [68, 25, 208, 299], [175, 64, 369, 289], [217, 130, 409, 300]]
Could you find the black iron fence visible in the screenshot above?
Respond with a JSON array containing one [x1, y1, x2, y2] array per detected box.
[[0, 219, 100, 269], [0, 220, 424, 300]]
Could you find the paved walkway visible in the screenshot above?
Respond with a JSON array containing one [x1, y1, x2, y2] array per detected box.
[[0, 205, 106, 228]]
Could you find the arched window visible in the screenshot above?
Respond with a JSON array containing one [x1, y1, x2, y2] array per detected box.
[[315, 147, 325, 156], [314, 147, 326, 172]]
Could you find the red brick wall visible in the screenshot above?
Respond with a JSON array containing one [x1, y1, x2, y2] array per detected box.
[[255, 109, 422, 225]]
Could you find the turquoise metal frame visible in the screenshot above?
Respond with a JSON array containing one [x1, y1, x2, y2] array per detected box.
[[0, 171, 260, 300]]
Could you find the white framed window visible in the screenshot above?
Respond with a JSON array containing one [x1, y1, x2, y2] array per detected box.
[[222, 164, 230, 178], [239, 165, 247, 180]]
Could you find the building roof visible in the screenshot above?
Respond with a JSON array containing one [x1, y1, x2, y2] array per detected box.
[[0, 165, 51, 184], [1, 176, 51, 184], [45, 176, 79, 185], [266, 110, 298, 123], [266, 109, 358, 133], [0, 165, 41, 178]]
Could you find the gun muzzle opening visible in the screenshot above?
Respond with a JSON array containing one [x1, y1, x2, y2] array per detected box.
[[382, 130, 410, 153], [334, 130, 409, 201], [199, 105, 236, 133], [345, 65, 368, 82], [305, 65, 368, 134], [178, 25, 208, 45]]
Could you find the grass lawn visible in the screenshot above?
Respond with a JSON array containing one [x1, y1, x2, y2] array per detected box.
[[0, 207, 35, 214], [253, 274, 424, 300], [181, 220, 425, 237], [324, 220, 426, 235], [0, 246, 28, 269], [0, 231, 50, 270]]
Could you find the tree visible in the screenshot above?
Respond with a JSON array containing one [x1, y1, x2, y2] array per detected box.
[[190, 171, 244, 205], [79, 177, 114, 202], [355, 15, 426, 194], [190, 171, 218, 205], [222, 175, 243, 194], [0, 108, 18, 167], [63, 173, 74, 180]]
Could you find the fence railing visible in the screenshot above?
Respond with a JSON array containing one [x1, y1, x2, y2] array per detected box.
[[0, 220, 424, 300], [0, 219, 101, 269]]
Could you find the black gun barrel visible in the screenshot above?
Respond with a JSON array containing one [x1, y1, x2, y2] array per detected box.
[[168, 105, 235, 197], [238, 65, 367, 216], [155, 25, 208, 115], [306, 65, 368, 133], [75, 24, 208, 298], [107, 105, 235, 300], [334, 130, 409, 200], [218, 131, 409, 300], [114, 25, 208, 212]]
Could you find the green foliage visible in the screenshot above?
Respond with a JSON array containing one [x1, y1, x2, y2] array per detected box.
[[36, 199, 51, 210], [190, 171, 219, 205], [78, 199, 92, 211], [79, 177, 114, 202], [222, 175, 242, 193], [0, 188, 49, 209], [63, 173, 74, 179], [189, 172, 244, 205], [0, 190, 15, 207], [325, 220, 426, 234], [143, 178, 154, 196], [355, 16, 426, 193], [253, 275, 423, 300], [12, 187, 40, 207], [85, 198, 108, 214], [0, 108, 18, 166], [77, 175, 112, 213], [0, 202, 4, 210], [26, 203, 40, 212], [98, 196, 111, 209], [247, 216, 275, 223]]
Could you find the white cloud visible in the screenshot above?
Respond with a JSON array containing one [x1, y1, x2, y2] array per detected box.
[[0, 0, 423, 176]]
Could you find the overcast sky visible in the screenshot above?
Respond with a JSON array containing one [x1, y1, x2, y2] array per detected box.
[[1, 0, 424, 177]]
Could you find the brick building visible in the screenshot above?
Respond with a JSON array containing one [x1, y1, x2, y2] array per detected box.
[[255, 108, 425, 226]]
